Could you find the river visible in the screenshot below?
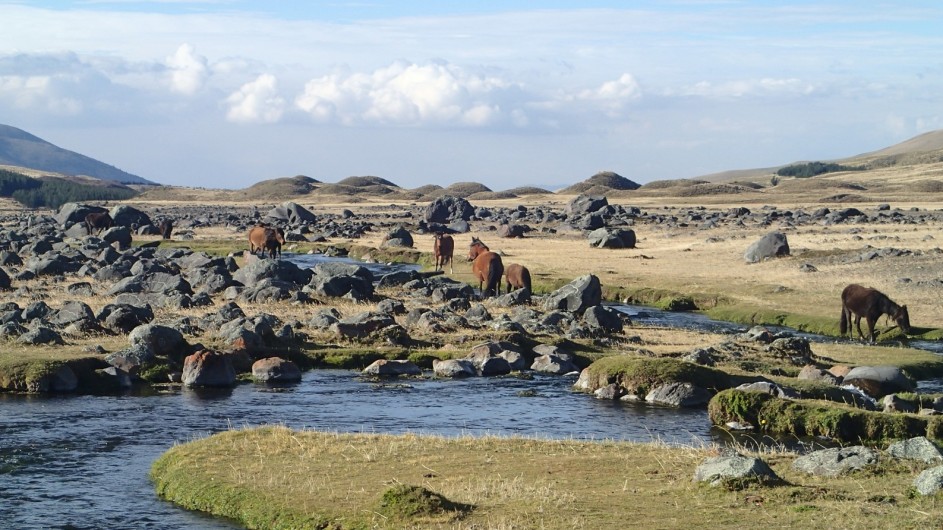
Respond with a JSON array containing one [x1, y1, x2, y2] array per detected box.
[[1, 252, 939, 528]]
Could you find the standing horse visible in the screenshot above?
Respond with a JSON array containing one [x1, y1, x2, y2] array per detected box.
[[504, 263, 531, 293], [840, 284, 911, 343], [467, 237, 504, 298], [433, 233, 454, 274], [158, 218, 174, 240], [248, 225, 285, 259], [84, 212, 113, 235]]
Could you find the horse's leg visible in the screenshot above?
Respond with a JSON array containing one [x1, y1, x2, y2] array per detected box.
[[866, 316, 877, 343], [854, 316, 865, 341]]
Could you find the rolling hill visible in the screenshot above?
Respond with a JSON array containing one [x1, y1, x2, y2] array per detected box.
[[0, 124, 154, 185]]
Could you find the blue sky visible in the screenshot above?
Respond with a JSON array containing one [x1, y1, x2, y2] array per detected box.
[[1, 1, 941, 190]]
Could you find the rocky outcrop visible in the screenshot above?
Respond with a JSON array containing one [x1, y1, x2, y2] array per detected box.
[[182, 350, 237, 388]]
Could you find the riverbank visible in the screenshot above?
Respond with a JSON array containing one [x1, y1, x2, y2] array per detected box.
[[151, 425, 943, 529]]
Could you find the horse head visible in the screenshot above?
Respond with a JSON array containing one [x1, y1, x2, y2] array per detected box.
[[895, 305, 911, 334], [468, 237, 488, 261]]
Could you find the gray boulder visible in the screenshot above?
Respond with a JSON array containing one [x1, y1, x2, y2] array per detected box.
[[913, 466, 943, 496], [887, 436, 943, 463], [587, 227, 636, 249], [424, 196, 474, 223], [362, 359, 421, 377], [109, 205, 152, 228], [381, 225, 413, 248], [693, 454, 780, 486], [530, 354, 579, 375], [843, 365, 915, 397], [566, 195, 608, 216], [432, 359, 476, 378], [128, 324, 188, 358], [645, 382, 712, 407], [792, 446, 879, 477], [543, 274, 601, 315], [265, 201, 316, 225], [744, 231, 790, 263]]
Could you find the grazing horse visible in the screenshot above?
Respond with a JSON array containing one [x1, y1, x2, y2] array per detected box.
[[248, 225, 286, 259], [840, 284, 911, 343], [433, 233, 454, 273], [158, 218, 174, 240], [467, 237, 504, 298], [504, 263, 532, 293], [84, 212, 113, 235]]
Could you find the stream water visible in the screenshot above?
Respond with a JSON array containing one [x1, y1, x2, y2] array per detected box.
[[1, 253, 940, 528]]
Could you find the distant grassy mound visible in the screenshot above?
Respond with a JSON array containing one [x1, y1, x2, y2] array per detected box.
[[913, 180, 943, 193], [242, 175, 320, 198], [443, 182, 492, 198], [560, 171, 640, 195], [315, 176, 402, 198], [467, 190, 518, 200], [774, 179, 867, 192], [505, 186, 551, 196], [639, 179, 709, 190]]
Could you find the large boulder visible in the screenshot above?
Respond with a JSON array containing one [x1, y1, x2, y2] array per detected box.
[[744, 231, 790, 263], [693, 454, 780, 486], [645, 382, 712, 407], [792, 446, 879, 477], [265, 201, 317, 225], [252, 357, 302, 383], [566, 195, 608, 216], [109, 205, 152, 228], [587, 227, 636, 249], [424, 196, 474, 224], [128, 323, 188, 358], [182, 350, 237, 387], [543, 274, 602, 315], [362, 359, 422, 377], [913, 466, 943, 496], [842, 365, 915, 397], [55, 202, 106, 227], [234, 258, 312, 288], [381, 225, 413, 248]]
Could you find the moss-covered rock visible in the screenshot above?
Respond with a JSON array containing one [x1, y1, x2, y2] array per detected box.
[[579, 357, 731, 396]]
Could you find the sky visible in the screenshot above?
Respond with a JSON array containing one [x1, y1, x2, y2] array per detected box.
[[1, 1, 942, 190]]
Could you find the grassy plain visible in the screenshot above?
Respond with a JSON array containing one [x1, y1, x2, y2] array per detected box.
[[151, 425, 943, 530]]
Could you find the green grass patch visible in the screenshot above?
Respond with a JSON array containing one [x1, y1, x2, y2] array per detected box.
[[710, 389, 936, 444], [582, 357, 731, 396]]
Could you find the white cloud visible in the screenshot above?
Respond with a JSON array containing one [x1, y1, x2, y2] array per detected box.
[[296, 61, 509, 127], [225, 74, 285, 123], [675, 78, 817, 98], [165, 43, 208, 95]]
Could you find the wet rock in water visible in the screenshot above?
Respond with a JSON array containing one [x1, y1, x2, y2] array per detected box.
[[96, 366, 133, 390], [887, 436, 943, 464], [645, 382, 712, 407], [744, 231, 789, 263], [182, 350, 237, 387], [792, 446, 879, 477], [530, 354, 579, 375], [693, 454, 780, 486], [432, 359, 476, 378], [362, 359, 421, 377], [252, 357, 302, 383]]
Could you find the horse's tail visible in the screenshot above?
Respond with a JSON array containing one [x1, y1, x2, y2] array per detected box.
[[522, 267, 532, 292], [487, 258, 503, 297], [839, 306, 848, 335]]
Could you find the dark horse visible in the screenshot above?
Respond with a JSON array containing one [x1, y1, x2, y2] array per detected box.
[[158, 218, 174, 240], [433, 233, 454, 274], [840, 284, 911, 343], [468, 237, 504, 298], [84, 212, 113, 235], [504, 263, 531, 293], [248, 224, 286, 259]]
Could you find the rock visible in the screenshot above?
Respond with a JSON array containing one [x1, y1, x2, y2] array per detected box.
[[497, 224, 527, 238], [792, 446, 879, 477], [381, 225, 414, 248], [109, 205, 152, 228], [566, 194, 608, 216], [424, 196, 474, 223], [128, 324, 188, 358], [47, 301, 96, 329], [693, 455, 780, 486], [98, 304, 155, 334], [797, 365, 840, 385], [104, 343, 156, 377], [887, 436, 943, 463], [181, 350, 237, 387], [530, 354, 579, 375], [736, 381, 800, 399], [582, 305, 624, 333], [913, 466, 943, 495], [18, 326, 64, 345], [252, 357, 302, 383], [587, 227, 636, 249], [362, 359, 422, 377], [842, 365, 915, 397], [265, 201, 316, 225], [542, 274, 602, 315], [744, 231, 790, 263], [882, 394, 918, 413], [330, 312, 395, 340], [432, 359, 477, 378], [645, 382, 712, 407]]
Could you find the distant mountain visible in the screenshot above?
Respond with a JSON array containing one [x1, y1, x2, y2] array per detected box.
[[0, 124, 155, 185], [702, 129, 943, 183]]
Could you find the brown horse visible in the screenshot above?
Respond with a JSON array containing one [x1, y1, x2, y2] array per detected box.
[[248, 225, 286, 259], [84, 212, 113, 235], [840, 284, 911, 343], [504, 263, 531, 293], [468, 237, 504, 298], [433, 233, 454, 273], [158, 218, 174, 240]]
